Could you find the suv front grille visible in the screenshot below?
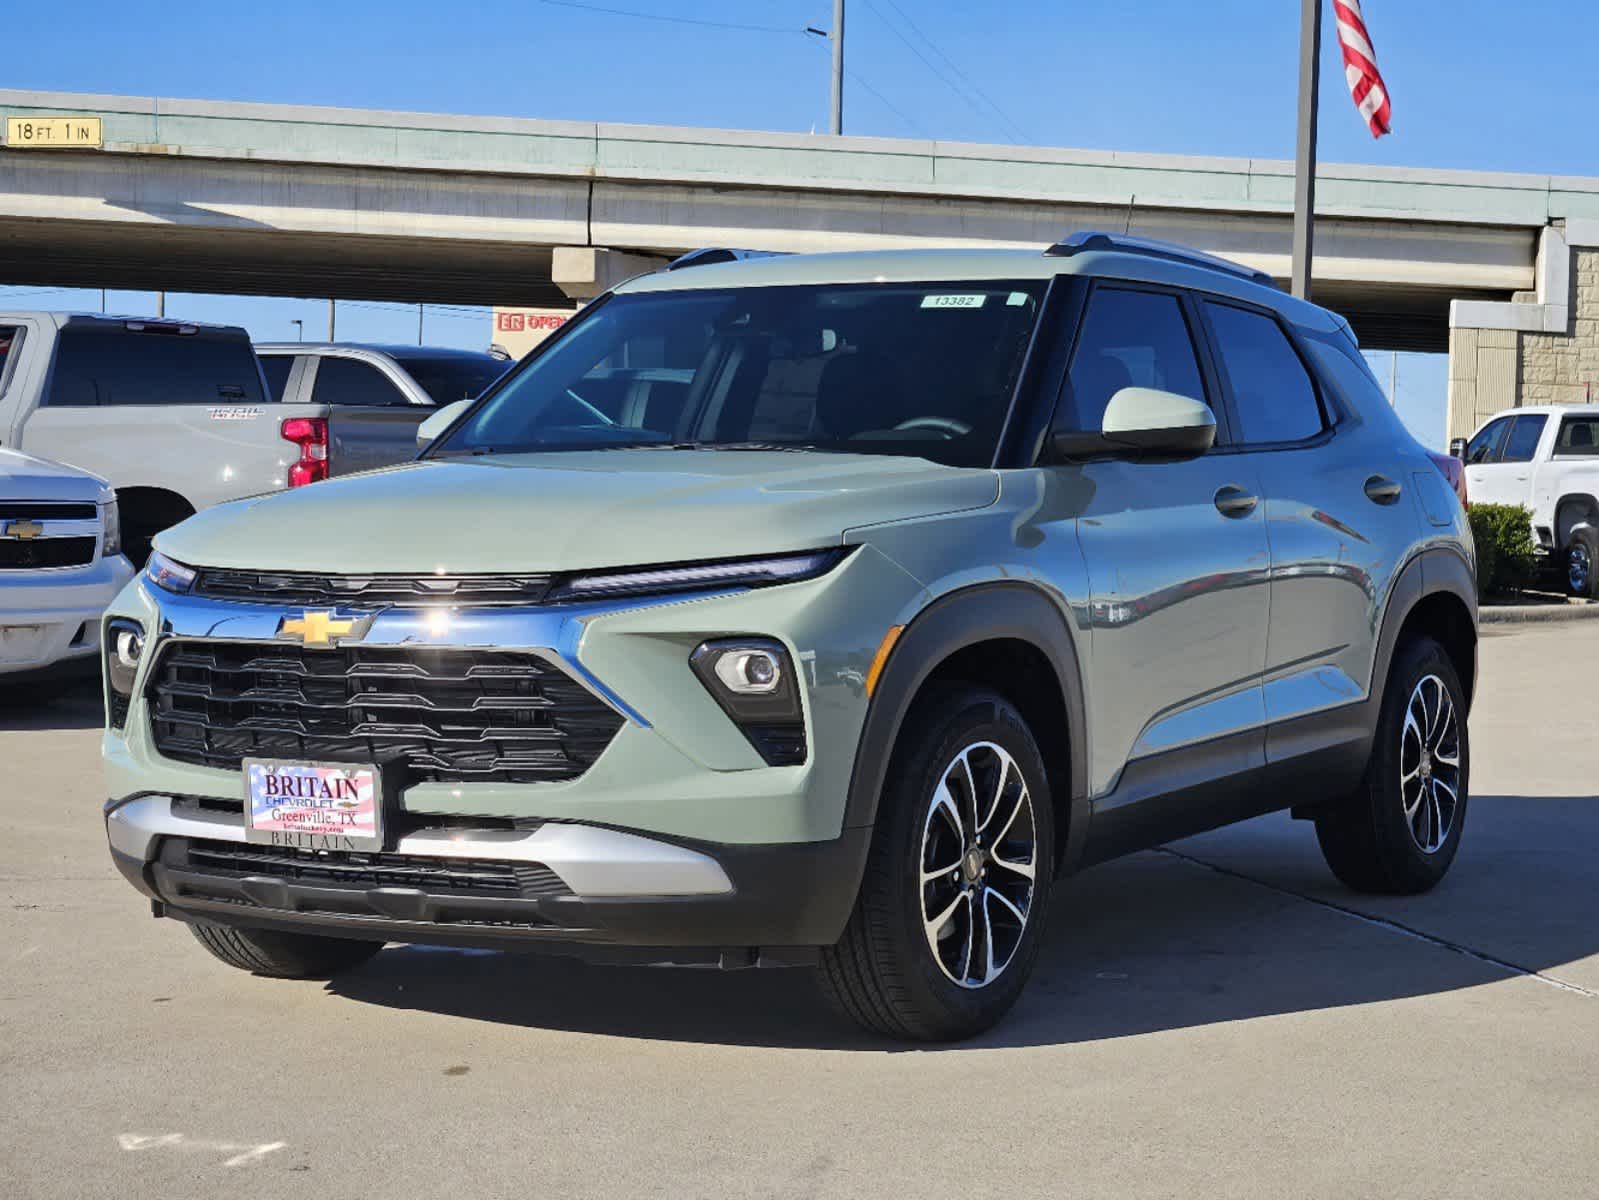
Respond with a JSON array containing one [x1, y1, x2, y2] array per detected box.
[[0, 537, 96, 570], [0, 502, 98, 521], [192, 568, 553, 607], [148, 641, 624, 784]]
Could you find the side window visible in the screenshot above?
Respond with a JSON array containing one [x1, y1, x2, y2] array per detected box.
[[1061, 288, 1207, 433], [0, 325, 22, 395], [259, 356, 294, 403], [310, 357, 408, 407], [46, 327, 264, 407], [1499, 414, 1548, 464], [1465, 417, 1510, 465], [1203, 301, 1324, 445], [1553, 416, 1599, 457]]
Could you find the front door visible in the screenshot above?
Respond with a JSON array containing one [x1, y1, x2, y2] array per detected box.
[[1056, 284, 1273, 803]]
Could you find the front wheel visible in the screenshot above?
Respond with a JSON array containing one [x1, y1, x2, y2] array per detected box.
[[1315, 636, 1470, 894], [819, 686, 1054, 1041]]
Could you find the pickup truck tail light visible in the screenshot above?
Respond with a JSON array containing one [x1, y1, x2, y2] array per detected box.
[[282, 417, 329, 488], [1427, 451, 1468, 509]]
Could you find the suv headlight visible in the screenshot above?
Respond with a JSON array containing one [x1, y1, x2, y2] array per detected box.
[[547, 548, 845, 603], [101, 499, 121, 558], [145, 551, 196, 594]]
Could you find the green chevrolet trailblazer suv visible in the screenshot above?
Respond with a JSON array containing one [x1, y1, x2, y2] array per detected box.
[[102, 234, 1477, 1040]]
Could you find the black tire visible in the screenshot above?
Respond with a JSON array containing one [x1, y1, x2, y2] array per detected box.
[[1315, 636, 1470, 894], [819, 686, 1055, 1041], [1567, 524, 1599, 600], [188, 921, 383, 979]]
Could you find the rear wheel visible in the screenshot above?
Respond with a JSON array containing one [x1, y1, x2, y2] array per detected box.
[[1567, 525, 1599, 599], [819, 687, 1054, 1041], [1315, 636, 1469, 894], [188, 921, 382, 979]]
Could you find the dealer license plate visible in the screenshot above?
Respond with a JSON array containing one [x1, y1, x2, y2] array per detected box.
[[243, 759, 381, 852]]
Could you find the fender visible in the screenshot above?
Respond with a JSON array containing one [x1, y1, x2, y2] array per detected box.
[[841, 581, 1091, 874], [1554, 492, 1599, 547], [1331, 545, 1476, 750]]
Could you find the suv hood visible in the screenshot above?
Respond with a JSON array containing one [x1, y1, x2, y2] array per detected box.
[[0, 447, 111, 503], [156, 449, 999, 574]]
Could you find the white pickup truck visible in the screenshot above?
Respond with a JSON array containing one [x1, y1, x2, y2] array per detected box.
[[1458, 404, 1599, 596], [0, 314, 437, 563]]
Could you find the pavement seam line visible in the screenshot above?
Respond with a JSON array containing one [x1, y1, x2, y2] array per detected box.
[[1155, 846, 1599, 1000]]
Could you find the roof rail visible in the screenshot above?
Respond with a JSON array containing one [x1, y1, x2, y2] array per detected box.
[[666, 247, 790, 271], [1044, 231, 1278, 290]]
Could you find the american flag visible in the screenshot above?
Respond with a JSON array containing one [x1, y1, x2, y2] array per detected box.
[[1333, 0, 1392, 138]]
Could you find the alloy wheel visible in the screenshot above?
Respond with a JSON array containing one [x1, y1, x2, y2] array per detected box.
[[1399, 674, 1462, 854], [1570, 542, 1592, 595], [919, 741, 1037, 989]]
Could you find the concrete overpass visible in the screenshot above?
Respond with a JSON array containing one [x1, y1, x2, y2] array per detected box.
[[3, 88, 1598, 431]]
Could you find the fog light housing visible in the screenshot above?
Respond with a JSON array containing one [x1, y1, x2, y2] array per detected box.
[[691, 638, 806, 766], [105, 618, 145, 730]]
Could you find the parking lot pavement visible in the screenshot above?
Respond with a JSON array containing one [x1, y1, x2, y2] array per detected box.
[[4, 622, 1598, 1200]]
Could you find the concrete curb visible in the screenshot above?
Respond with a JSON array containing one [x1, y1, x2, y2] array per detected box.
[[1480, 600, 1599, 624]]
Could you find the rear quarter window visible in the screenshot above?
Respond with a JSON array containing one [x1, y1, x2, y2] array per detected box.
[[46, 326, 265, 407]]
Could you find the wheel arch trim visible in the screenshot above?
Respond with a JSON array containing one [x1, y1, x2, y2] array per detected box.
[[841, 581, 1090, 871]]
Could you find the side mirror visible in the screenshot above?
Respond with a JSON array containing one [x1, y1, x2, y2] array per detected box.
[[416, 398, 473, 451], [1448, 437, 1468, 460], [1050, 387, 1217, 461]]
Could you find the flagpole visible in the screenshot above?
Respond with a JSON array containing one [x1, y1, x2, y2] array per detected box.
[[1291, 0, 1322, 300]]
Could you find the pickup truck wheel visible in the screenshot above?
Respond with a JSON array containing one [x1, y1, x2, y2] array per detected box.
[[1315, 636, 1469, 894], [818, 686, 1054, 1041], [188, 921, 382, 979], [1567, 525, 1599, 599]]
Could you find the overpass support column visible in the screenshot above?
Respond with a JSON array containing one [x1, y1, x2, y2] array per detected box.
[[552, 247, 670, 300], [1448, 223, 1599, 441]]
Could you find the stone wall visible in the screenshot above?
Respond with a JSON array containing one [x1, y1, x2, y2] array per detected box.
[[1520, 248, 1599, 409], [1448, 243, 1599, 443]]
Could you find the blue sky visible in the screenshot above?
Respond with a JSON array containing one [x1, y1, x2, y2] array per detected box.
[[9, 0, 1592, 446]]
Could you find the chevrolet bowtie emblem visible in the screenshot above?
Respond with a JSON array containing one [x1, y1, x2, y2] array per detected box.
[[277, 609, 370, 648], [2, 519, 43, 540]]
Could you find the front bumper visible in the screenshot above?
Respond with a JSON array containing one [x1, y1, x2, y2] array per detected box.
[[107, 792, 871, 953], [0, 554, 134, 677]]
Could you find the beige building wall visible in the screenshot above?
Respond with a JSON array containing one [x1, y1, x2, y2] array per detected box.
[[1448, 233, 1599, 443]]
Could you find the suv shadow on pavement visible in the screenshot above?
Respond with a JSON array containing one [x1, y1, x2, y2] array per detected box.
[[0, 676, 105, 732], [322, 797, 1595, 1050]]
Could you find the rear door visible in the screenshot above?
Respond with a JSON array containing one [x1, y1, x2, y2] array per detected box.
[[1056, 284, 1272, 807], [15, 321, 297, 508], [307, 355, 433, 476], [1201, 302, 1424, 761]]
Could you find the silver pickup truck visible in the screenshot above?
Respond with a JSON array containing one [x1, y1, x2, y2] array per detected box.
[[0, 314, 448, 563]]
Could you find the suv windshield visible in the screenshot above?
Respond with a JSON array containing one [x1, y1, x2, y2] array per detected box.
[[432, 280, 1046, 468]]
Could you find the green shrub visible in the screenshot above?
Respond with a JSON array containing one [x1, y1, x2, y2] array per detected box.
[[1468, 503, 1538, 599]]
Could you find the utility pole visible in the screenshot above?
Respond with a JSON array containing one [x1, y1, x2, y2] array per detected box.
[[1291, 0, 1322, 300], [417, 303, 425, 346], [327, 299, 336, 342], [830, 0, 845, 135], [1390, 350, 1399, 407], [290, 319, 303, 343], [99, 288, 106, 313], [156, 291, 166, 318]]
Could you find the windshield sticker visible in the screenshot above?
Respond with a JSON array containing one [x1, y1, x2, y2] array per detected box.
[[1007, 292, 1030, 306], [921, 294, 988, 310]]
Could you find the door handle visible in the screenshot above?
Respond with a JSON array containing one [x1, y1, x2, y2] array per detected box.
[[1364, 475, 1402, 505], [1214, 485, 1258, 518]]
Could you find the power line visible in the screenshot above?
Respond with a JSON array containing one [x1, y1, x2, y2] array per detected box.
[[871, 0, 1029, 143], [533, 0, 804, 35]]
